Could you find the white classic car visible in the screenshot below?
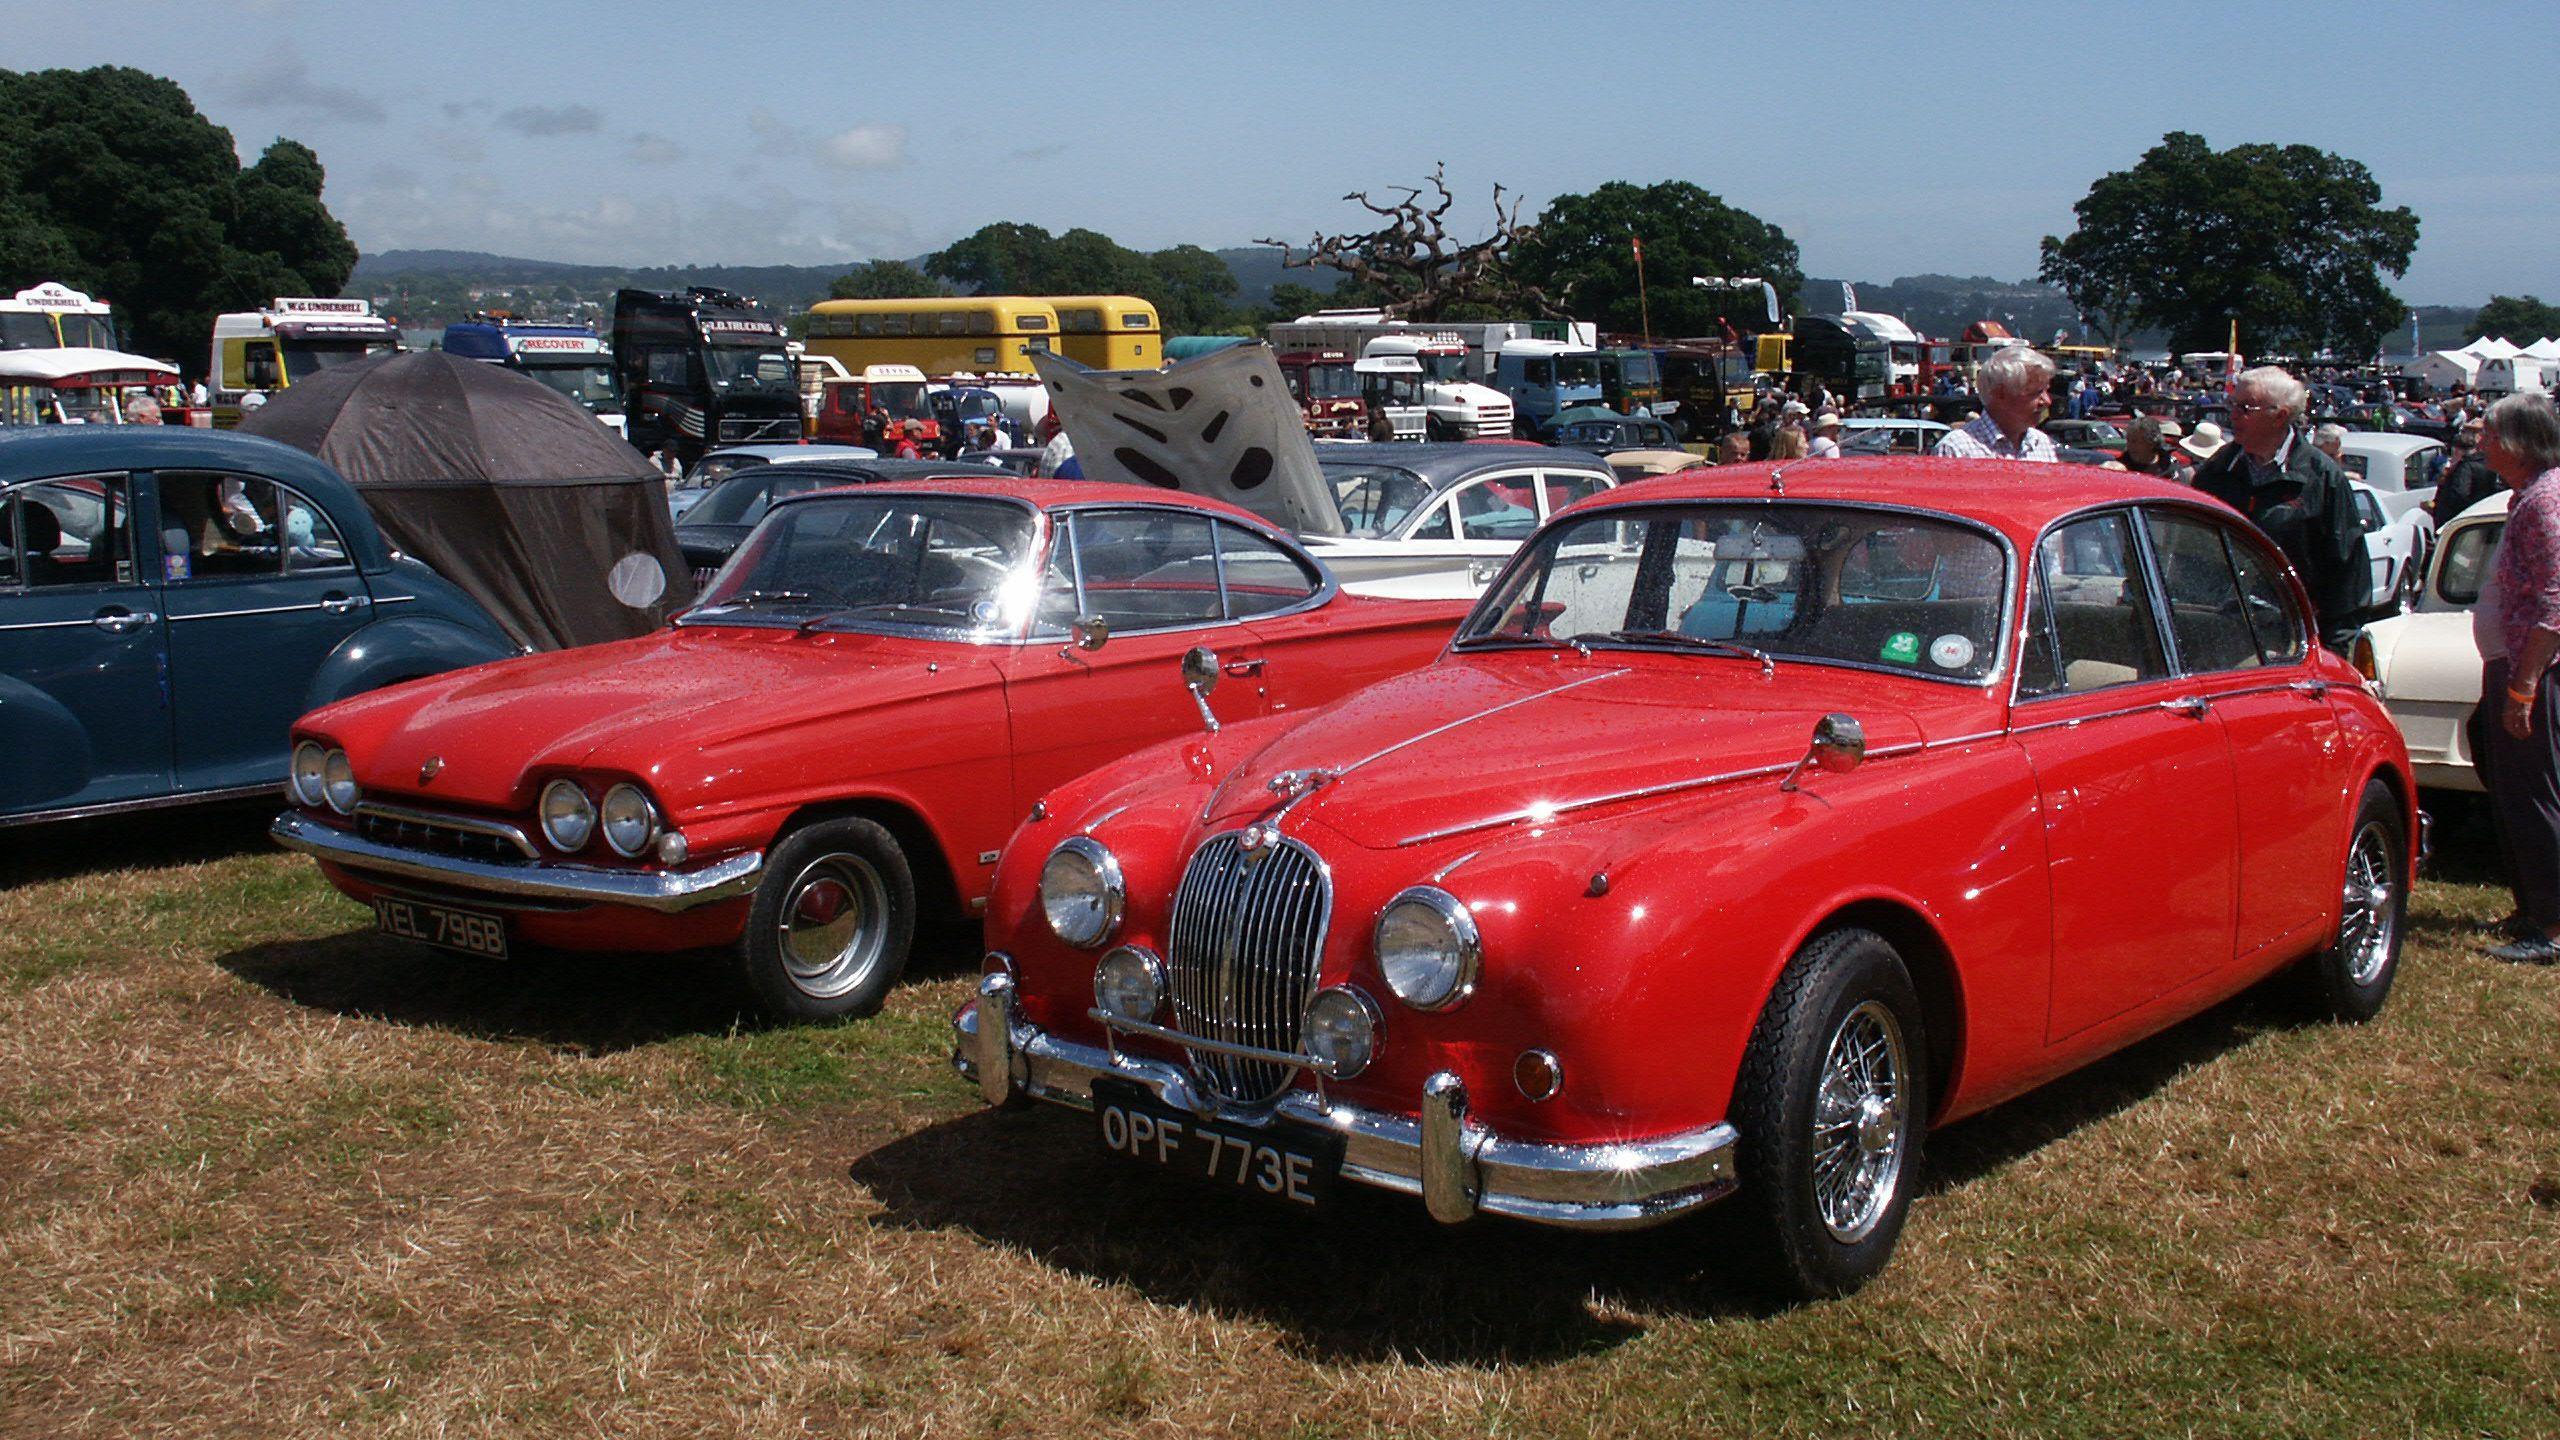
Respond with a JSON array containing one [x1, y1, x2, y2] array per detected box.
[[2354, 489, 2506, 792], [2335, 432, 2444, 524], [2350, 478, 2436, 614]]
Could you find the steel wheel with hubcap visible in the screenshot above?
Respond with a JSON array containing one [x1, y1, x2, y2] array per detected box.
[[740, 817, 916, 1022], [1729, 926, 1928, 1301]]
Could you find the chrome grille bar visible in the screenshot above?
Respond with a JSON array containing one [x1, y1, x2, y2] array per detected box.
[[1164, 832, 1331, 1105]]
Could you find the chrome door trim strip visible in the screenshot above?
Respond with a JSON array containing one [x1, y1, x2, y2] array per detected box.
[[0, 616, 115, 633], [168, 601, 329, 622], [0, 781, 278, 829]]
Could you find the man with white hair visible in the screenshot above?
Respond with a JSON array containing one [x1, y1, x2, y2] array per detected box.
[[1932, 347, 2060, 461], [2192, 365, 2364, 646]]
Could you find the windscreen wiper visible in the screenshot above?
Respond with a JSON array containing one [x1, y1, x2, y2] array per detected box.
[[1586, 629, 1775, 676], [714, 589, 815, 607], [1454, 631, 1592, 658]]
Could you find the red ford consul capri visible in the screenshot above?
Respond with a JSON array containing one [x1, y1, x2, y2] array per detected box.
[[273, 478, 1473, 1020], [955, 459, 2416, 1300]]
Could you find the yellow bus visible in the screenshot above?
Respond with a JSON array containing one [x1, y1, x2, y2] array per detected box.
[[802, 296, 1062, 377], [1049, 295, 1162, 369]]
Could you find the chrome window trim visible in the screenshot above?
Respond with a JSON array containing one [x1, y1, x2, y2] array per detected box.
[[2009, 502, 2177, 708]]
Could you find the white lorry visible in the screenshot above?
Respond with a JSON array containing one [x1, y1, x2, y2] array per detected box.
[[1266, 314, 1534, 438]]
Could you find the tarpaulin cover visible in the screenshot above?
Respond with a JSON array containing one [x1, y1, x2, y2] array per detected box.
[[1032, 345, 1344, 536], [241, 351, 690, 650]]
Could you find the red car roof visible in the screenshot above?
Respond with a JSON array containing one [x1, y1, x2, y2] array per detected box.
[[1588, 456, 2223, 547]]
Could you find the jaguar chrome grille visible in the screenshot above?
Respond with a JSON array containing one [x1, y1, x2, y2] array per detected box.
[[353, 803, 538, 864], [1165, 831, 1331, 1105]]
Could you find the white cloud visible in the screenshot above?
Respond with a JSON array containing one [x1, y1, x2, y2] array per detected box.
[[627, 132, 686, 166], [820, 124, 907, 170], [497, 104, 603, 138], [224, 42, 384, 124]]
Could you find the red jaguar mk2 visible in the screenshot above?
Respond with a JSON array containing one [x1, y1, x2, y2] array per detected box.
[[956, 459, 2417, 1300], [274, 478, 1473, 1020]]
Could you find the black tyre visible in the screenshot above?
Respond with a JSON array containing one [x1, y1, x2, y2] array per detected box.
[[1728, 926, 1927, 1302], [2291, 780, 2406, 1022], [1426, 415, 1453, 442], [737, 817, 915, 1023]]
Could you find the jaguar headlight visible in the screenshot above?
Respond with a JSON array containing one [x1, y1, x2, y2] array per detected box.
[[599, 782, 659, 858], [1039, 836, 1122, 948], [1375, 886, 1481, 1012], [321, 748, 360, 816], [1092, 945, 1165, 1024], [1302, 986, 1381, 1078], [539, 779, 596, 852], [291, 741, 329, 807]]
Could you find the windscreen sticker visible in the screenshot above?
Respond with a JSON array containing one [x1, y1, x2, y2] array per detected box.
[[1880, 631, 1921, 664], [1930, 634, 1976, 669]]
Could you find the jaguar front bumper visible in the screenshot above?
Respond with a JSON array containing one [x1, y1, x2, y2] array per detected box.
[[953, 973, 1740, 1231], [271, 810, 763, 913]]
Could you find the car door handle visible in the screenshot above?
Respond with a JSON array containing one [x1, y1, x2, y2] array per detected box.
[[92, 608, 157, 634], [2289, 678, 2331, 698], [2160, 695, 2210, 718], [1224, 658, 1266, 677], [320, 594, 368, 615]]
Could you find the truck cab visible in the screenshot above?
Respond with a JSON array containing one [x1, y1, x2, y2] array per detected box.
[[209, 298, 404, 426], [1356, 333, 1512, 439], [1275, 350, 1366, 438], [611, 287, 801, 464], [1, 282, 120, 352], [1489, 339, 1602, 436], [813, 364, 938, 447], [1354, 351, 1428, 440], [1594, 347, 1663, 416], [440, 317, 625, 435]]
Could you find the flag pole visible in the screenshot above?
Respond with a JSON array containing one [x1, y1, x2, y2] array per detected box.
[[1631, 232, 1651, 346]]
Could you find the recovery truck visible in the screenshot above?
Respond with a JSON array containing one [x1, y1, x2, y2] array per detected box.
[[441, 316, 625, 435]]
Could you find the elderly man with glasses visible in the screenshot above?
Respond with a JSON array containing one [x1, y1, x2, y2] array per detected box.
[[2190, 365, 2364, 648]]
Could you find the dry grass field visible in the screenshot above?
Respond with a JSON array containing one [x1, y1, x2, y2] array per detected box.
[[1, 801, 2554, 1438]]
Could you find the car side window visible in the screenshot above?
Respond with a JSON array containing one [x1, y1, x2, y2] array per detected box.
[[1453, 477, 1540, 541], [2148, 510, 2265, 673], [1212, 522, 1319, 618], [2219, 521, 2309, 665], [1404, 500, 1455, 541], [3, 475, 134, 590], [156, 472, 349, 580], [1053, 509, 1225, 632], [1540, 471, 1607, 518], [2018, 511, 2169, 697]]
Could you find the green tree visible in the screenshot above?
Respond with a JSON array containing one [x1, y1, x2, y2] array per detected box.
[[2039, 132, 2418, 357], [827, 259, 947, 300], [1140, 243, 1239, 333], [924, 222, 1058, 294], [2466, 294, 2560, 344], [0, 66, 358, 364], [1508, 180, 1802, 339]]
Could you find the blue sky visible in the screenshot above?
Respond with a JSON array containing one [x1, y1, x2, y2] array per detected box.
[[10, 0, 2553, 303]]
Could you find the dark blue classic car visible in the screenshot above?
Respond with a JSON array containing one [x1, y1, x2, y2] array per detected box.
[[1, 427, 516, 824]]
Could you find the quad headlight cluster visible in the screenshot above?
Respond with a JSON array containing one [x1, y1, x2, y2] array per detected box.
[[1039, 837, 1124, 949], [290, 741, 361, 816], [540, 778, 678, 861], [1374, 886, 1481, 1012]]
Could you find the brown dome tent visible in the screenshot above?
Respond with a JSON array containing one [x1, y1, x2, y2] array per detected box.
[[240, 351, 692, 650]]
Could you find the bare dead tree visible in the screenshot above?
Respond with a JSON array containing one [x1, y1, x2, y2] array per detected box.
[[1258, 163, 1566, 319]]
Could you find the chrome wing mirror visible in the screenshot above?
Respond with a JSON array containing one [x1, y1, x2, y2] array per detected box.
[[1070, 615, 1111, 653], [1181, 646, 1222, 734], [1779, 712, 1864, 793]]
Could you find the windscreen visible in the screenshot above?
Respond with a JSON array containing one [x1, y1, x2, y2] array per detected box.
[[705, 343, 795, 391], [693, 494, 1038, 635], [57, 314, 116, 349], [875, 382, 930, 420], [524, 360, 620, 406], [1320, 462, 1432, 539], [0, 314, 51, 350], [686, 470, 851, 528], [1306, 365, 1360, 400], [1465, 502, 2007, 681], [282, 341, 396, 376]]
